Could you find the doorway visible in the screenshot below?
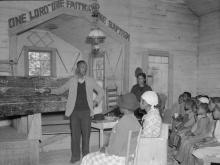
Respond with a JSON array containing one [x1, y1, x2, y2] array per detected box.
[[148, 55, 169, 108], [142, 50, 173, 108]]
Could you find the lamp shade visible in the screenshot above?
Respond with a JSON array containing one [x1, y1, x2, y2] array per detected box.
[[86, 0, 106, 45], [87, 27, 106, 44], [88, 28, 105, 38]]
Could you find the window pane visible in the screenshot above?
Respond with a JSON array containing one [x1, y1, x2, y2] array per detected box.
[[39, 52, 50, 60], [28, 51, 51, 76]]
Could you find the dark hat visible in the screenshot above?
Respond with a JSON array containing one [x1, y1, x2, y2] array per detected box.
[[135, 67, 143, 78], [93, 113, 105, 121], [118, 93, 139, 111]]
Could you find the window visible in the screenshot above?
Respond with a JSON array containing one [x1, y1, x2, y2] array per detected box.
[[24, 46, 56, 77]]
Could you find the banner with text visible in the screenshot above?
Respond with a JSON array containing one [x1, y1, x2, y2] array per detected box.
[[8, 0, 130, 41]]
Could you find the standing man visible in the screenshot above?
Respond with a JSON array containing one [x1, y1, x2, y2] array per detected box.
[[41, 60, 104, 163]]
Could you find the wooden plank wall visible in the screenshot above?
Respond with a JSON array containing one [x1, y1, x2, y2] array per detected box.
[[0, 1, 83, 78], [0, 1, 48, 74], [100, 0, 199, 102], [197, 11, 220, 96], [0, 76, 70, 118], [0, 0, 199, 104]]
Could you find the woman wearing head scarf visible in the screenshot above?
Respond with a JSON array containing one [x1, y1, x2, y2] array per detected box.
[[81, 93, 141, 165], [140, 91, 162, 138]]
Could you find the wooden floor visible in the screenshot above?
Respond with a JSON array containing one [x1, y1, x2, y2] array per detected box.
[[40, 149, 81, 165], [39, 147, 178, 165]]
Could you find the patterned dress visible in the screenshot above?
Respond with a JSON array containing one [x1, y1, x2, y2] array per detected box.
[[175, 115, 211, 165], [193, 120, 220, 159], [142, 108, 162, 138], [81, 114, 141, 165]]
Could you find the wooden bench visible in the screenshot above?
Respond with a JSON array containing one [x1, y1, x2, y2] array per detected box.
[[135, 124, 169, 165], [203, 156, 220, 165], [0, 126, 39, 165]]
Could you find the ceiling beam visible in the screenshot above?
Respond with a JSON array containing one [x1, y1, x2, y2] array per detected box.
[[184, 0, 220, 16]]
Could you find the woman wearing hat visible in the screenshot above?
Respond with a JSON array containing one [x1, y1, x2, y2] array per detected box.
[[140, 91, 162, 138], [81, 93, 141, 165]]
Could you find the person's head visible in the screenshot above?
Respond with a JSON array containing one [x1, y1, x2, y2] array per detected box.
[[198, 96, 209, 104], [182, 92, 191, 102], [76, 60, 87, 77], [135, 67, 143, 78], [178, 94, 184, 104], [117, 93, 139, 114], [213, 103, 220, 120], [137, 72, 146, 87], [184, 99, 194, 112], [197, 103, 209, 115], [208, 97, 220, 112], [140, 91, 158, 112], [191, 98, 198, 114], [209, 98, 216, 112]]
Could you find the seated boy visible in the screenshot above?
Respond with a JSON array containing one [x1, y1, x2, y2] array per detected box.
[[169, 99, 196, 148], [175, 103, 211, 165], [163, 94, 184, 124], [81, 93, 141, 165], [193, 102, 220, 165]]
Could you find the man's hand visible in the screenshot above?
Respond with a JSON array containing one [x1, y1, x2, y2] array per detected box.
[[176, 123, 183, 130], [100, 146, 106, 153], [185, 130, 193, 136], [93, 100, 98, 108], [0, 87, 10, 94], [194, 142, 205, 149], [35, 88, 51, 94]]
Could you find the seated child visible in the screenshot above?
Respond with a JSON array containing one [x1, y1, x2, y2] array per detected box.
[[140, 91, 162, 138], [206, 97, 218, 137], [181, 92, 192, 115], [186, 103, 210, 138], [198, 96, 209, 104], [169, 99, 196, 148], [163, 94, 184, 124], [193, 100, 220, 165], [175, 103, 211, 165], [81, 93, 141, 165]]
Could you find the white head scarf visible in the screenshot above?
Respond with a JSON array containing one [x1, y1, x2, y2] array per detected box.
[[198, 97, 209, 104], [141, 91, 158, 111]]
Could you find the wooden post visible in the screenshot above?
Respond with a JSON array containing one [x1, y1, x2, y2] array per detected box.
[[8, 35, 17, 76], [123, 42, 130, 93], [27, 113, 42, 141], [12, 116, 28, 135]]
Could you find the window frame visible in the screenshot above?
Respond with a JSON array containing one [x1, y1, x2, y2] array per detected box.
[[24, 46, 56, 77]]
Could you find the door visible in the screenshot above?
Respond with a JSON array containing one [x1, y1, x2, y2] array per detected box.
[[148, 55, 169, 108]]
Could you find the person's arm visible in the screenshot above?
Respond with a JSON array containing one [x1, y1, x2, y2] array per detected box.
[[195, 138, 220, 148], [130, 85, 135, 94], [106, 117, 128, 155], [50, 78, 72, 95], [92, 79, 104, 104], [176, 122, 184, 130], [143, 111, 162, 137], [193, 118, 209, 136], [201, 141, 220, 147], [183, 114, 195, 128], [36, 78, 72, 95]]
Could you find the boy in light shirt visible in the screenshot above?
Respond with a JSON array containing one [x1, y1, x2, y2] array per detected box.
[[193, 102, 220, 165]]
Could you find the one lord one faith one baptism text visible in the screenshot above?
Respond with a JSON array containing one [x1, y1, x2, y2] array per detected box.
[[8, 0, 92, 28], [8, 0, 130, 41]]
